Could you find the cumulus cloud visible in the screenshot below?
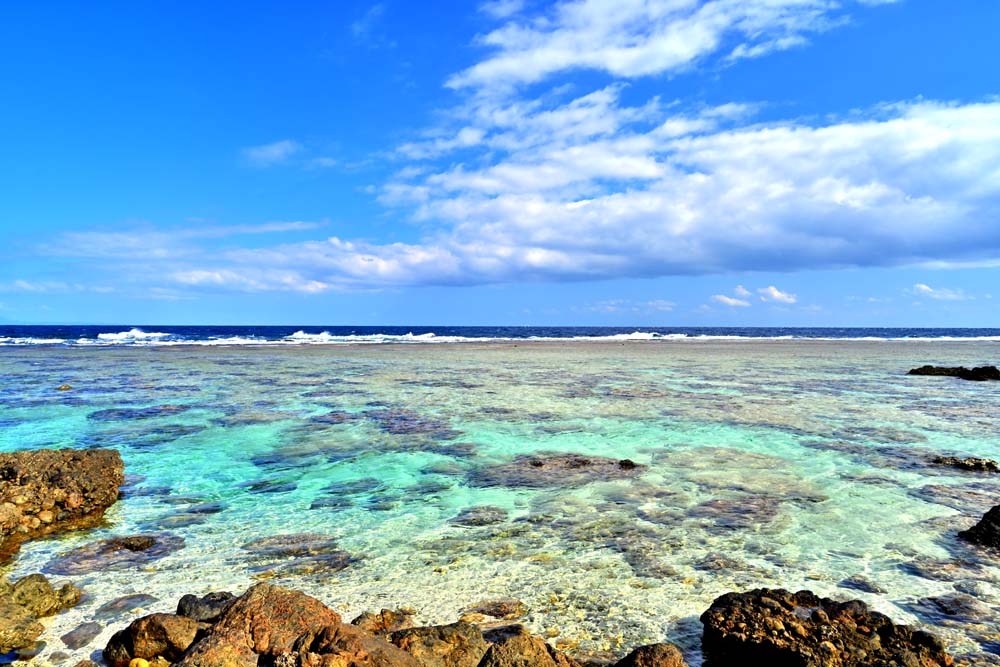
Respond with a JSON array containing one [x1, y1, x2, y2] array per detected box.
[[911, 283, 972, 301], [242, 140, 302, 167], [758, 286, 797, 303], [733, 284, 750, 297], [711, 294, 751, 307], [448, 0, 874, 89]]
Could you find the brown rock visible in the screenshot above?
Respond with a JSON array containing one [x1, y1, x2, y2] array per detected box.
[[10, 573, 79, 618], [390, 622, 488, 667], [461, 600, 527, 620], [700, 588, 952, 667], [175, 583, 341, 667], [61, 622, 103, 650], [612, 644, 686, 667], [0, 598, 45, 653], [287, 623, 420, 667], [0, 448, 124, 563], [352, 609, 416, 636], [103, 613, 200, 667], [477, 626, 580, 667]]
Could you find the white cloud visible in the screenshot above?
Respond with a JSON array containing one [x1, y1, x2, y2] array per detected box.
[[242, 140, 302, 167], [911, 283, 971, 301], [712, 294, 750, 307], [733, 284, 750, 297], [448, 0, 881, 89], [758, 285, 797, 303], [480, 0, 525, 19]]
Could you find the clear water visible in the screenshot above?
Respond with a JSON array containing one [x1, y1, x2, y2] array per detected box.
[[1, 340, 999, 665]]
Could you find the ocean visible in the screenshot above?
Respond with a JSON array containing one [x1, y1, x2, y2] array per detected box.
[[1, 328, 999, 665]]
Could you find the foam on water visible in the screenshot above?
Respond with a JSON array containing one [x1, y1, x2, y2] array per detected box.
[[1, 340, 999, 665]]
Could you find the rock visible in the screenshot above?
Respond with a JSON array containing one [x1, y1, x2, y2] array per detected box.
[[103, 613, 201, 667], [0, 448, 124, 563], [175, 583, 341, 667], [477, 626, 579, 667], [88, 405, 193, 421], [241, 533, 354, 577], [958, 504, 1000, 549], [96, 594, 159, 619], [460, 600, 527, 620], [839, 575, 886, 594], [701, 588, 952, 667], [469, 453, 646, 489], [177, 591, 236, 623], [45, 533, 185, 575], [57, 385, 73, 391], [389, 622, 488, 667], [908, 365, 1000, 381], [352, 609, 416, 636], [284, 623, 420, 667], [10, 574, 80, 617], [612, 644, 687, 667], [0, 598, 44, 653], [450, 506, 509, 527], [61, 622, 103, 650], [914, 593, 994, 622], [930, 456, 1000, 473]]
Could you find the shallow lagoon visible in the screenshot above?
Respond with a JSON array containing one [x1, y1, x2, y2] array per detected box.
[[2, 340, 999, 665]]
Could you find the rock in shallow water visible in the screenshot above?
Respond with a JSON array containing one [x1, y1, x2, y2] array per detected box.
[[45, 533, 185, 575], [469, 453, 645, 489], [930, 456, 1000, 473], [700, 588, 952, 667], [176, 592, 236, 623], [450, 506, 509, 527], [959, 504, 1000, 549], [908, 365, 1000, 381]]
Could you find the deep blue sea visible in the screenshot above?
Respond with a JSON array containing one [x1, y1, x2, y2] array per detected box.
[[1, 325, 999, 346]]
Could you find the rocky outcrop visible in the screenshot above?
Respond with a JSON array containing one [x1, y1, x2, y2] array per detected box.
[[930, 456, 999, 473], [908, 365, 1000, 381], [701, 588, 952, 667], [0, 573, 82, 653], [0, 448, 124, 562], [174, 583, 341, 667], [958, 504, 1000, 549]]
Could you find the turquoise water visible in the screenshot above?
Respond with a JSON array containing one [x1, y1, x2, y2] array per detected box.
[[2, 341, 999, 665]]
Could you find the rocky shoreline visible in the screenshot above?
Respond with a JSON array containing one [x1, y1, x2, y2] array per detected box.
[[4, 446, 999, 666]]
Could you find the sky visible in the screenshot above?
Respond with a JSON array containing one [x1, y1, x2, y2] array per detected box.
[[1, 0, 998, 326]]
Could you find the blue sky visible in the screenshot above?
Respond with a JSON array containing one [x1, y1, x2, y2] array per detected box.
[[1, 0, 998, 326]]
